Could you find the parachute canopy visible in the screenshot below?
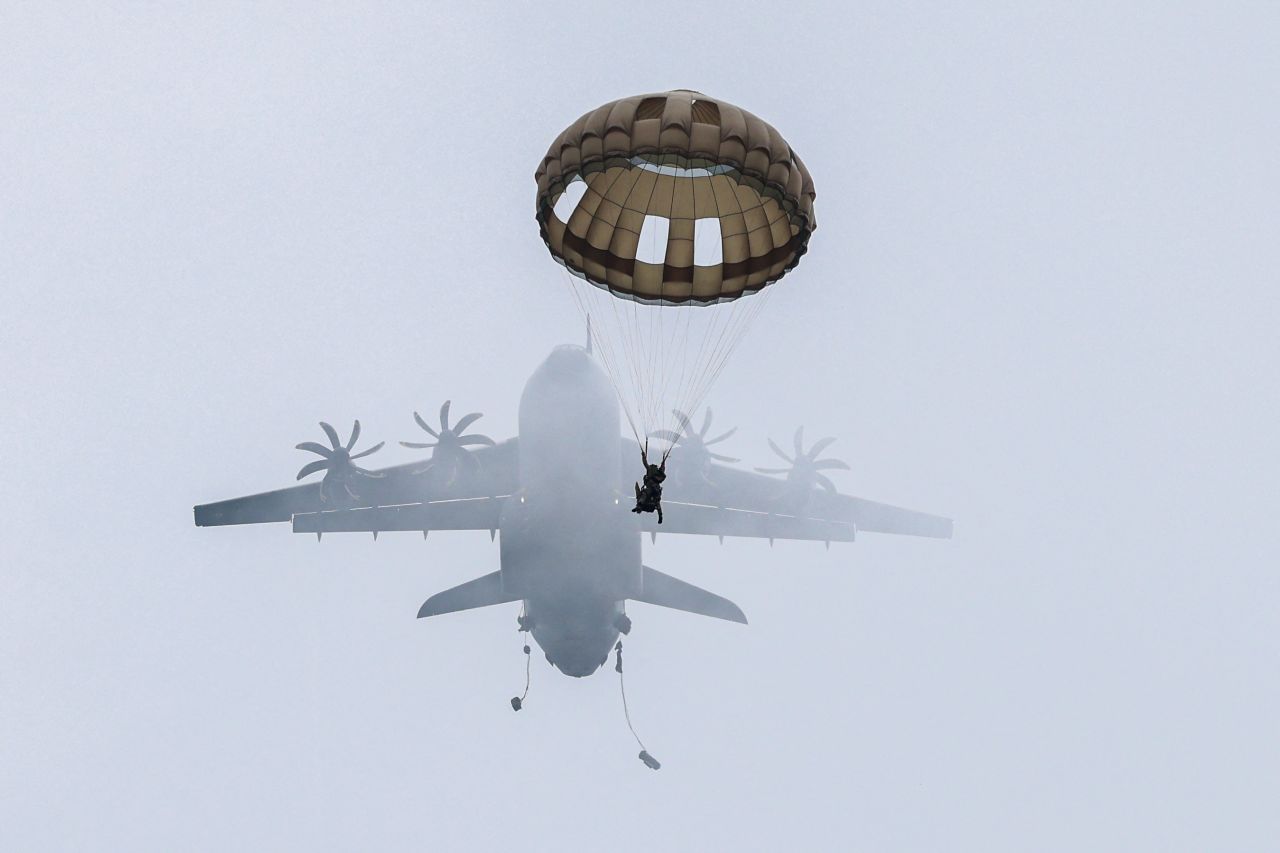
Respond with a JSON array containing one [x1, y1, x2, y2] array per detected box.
[[534, 91, 816, 449], [535, 90, 816, 305]]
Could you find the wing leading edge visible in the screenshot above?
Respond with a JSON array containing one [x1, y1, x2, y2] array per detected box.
[[194, 439, 518, 527]]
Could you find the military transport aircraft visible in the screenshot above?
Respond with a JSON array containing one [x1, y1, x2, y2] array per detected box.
[[194, 342, 952, 678]]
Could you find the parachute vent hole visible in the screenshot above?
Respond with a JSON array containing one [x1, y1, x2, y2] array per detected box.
[[636, 97, 667, 120], [552, 178, 588, 222], [691, 100, 720, 125], [636, 215, 672, 264], [635, 216, 723, 266], [693, 218, 723, 266]]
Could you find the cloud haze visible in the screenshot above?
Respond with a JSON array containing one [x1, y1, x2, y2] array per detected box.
[[2, 3, 1276, 850]]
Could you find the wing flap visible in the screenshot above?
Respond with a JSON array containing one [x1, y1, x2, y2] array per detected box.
[[291, 497, 507, 535], [639, 501, 856, 542]]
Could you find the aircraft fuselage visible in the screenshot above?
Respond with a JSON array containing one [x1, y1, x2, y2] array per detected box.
[[499, 344, 641, 676]]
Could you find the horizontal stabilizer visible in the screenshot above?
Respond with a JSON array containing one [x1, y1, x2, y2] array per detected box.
[[631, 566, 747, 624], [418, 571, 519, 619]]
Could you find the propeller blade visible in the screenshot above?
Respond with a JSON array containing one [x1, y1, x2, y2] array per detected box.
[[767, 438, 794, 464], [296, 459, 329, 480], [699, 408, 713, 438], [704, 426, 737, 446], [815, 473, 838, 493], [320, 422, 342, 450], [650, 430, 682, 443], [346, 420, 361, 450], [400, 440, 436, 449], [439, 400, 452, 432], [754, 467, 791, 475], [807, 436, 837, 460], [793, 426, 805, 459], [296, 441, 334, 458], [452, 412, 484, 435], [671, 409, 692, 433], [457, 434, 496, 447], [413, 411, 439, 438], [812, 458, 850, 471], [350, 441, 384, 460], [708, 452, 740, 463]]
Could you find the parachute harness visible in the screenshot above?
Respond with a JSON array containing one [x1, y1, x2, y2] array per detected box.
[[615, 638, 661, 770]]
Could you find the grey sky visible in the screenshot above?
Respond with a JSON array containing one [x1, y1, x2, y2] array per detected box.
[[3, 3, 1277, 850]]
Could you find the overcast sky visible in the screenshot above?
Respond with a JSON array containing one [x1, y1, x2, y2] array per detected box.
[[3, 3, 1277, 851]]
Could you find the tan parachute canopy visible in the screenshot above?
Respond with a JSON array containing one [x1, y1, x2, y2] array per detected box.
[[535, 90, 817, 305]]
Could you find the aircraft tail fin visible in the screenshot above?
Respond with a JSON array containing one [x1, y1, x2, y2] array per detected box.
[[631, 566, 747, 624], [418, 571, 519, 619]]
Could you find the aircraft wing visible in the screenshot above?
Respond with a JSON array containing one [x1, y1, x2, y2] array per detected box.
[[623, 442, 952, 542], [291, 497, 506, 537], [637, 501, 857, 543], [194, 439, 518, 527]]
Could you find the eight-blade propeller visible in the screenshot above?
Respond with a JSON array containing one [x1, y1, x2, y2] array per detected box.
[[293, 406, 844, 503], [296, 420, 385, 502], [401, 400, 496, 484], [754, 426, 850, 494], [652, 408, 738, 484]]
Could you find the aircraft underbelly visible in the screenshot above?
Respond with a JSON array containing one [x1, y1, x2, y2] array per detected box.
[[498, 497, 641, 602]]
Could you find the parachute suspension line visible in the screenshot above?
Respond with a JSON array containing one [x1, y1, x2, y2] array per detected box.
[[682, 285, 775, 432], [585, 159, 658, 446], [668, 170, 767, 446], [608, 276, 647, 441], [553, 157, 645, 445], [652, 166, 681, 437], [552, 163, 779, 455], [614, 161, 656, 433], [566, 258, 774, 454], [665, 168, 737, 443], [615, 640, 661, 770], [686, 176, 772, 418], [679, 165, 776, 424], [632, 160, 669, 437], [570, 167, 638, 440], [646, 172, 708, 447], [563, 268, 643, 446]]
